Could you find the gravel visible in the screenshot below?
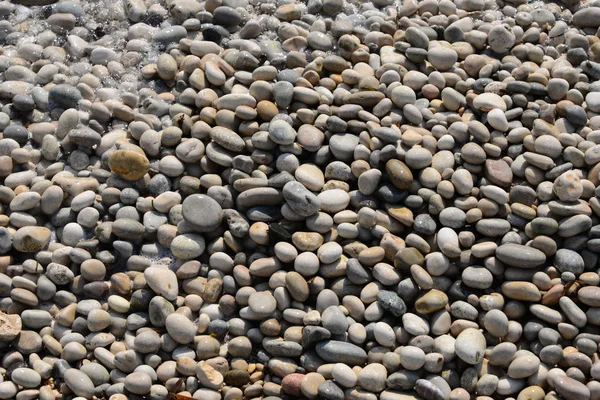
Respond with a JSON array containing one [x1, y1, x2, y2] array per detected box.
[[0, 0, 600, 399]]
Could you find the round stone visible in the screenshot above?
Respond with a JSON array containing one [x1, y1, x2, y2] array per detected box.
[[170, 233, 206, 259], [182, 194, 223, 232], [124, 372, 152, 395], [248, 291, 277, 317], [165, 313, 196, 344], [269, 120, 296, 145], [108, 150, 150, 180]]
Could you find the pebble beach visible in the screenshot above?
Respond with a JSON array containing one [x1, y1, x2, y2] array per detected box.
[[1, 0, 600, 399]]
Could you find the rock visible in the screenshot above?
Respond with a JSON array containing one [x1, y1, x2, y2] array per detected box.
[[358, 363, 387, 392], [428, 47, 457, 71], [554, 249, 584, 275], [415, 289, 448, 314], [170, 233, 206, 259], [124, 372, 152, 395], [488, 25, 515, 53], [0, 311, 21, 341], [182, 194, 223, 232], [196, 361, 224, 390], [318, 381, 345, 400], [64, 369, 95, 399], [49, 84, 82, 109], [485, 159, 512, 187], [315, 340, 368, 366], [165, 313, 196, 344], [269, 120, 297, 145], [377, 290, 407, 317], [552, 375, 591, 400], [286, 271, 310, 302], [248, 291, 277, 318], [13, 227, 51, 252], [553, 171, 583, 202], [496, 244, 546, 268], [321, 306, 348, 335], [283, 181, 321, 217], [108, 150, 150, 180], [225, 370, 251, 387], [586, 92, 600, 113], [386, 159, 413, 189], [501, 282, 541, 302], [144, 267, 179, 301], [573, 8, 600, 28], [474, 93, 507, 112], [11, 368, 41, 389], [455, 328, 486, 365]]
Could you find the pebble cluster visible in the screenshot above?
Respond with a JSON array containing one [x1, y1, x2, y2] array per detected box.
[[1, 0, 600, 399]]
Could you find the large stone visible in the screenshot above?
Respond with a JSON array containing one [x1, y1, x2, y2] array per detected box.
[[573, 8, 600, 28], [13, 227, 51, 252], [315, 341, 368, 366], [182, 194, 223, 232], [455, 328, 486, 364], [386, 159, 413, 190], [144, 267, 179, 301], [108, 150, 150, 180], [0, 311, 21, 341], [495, 244, 546, 268]]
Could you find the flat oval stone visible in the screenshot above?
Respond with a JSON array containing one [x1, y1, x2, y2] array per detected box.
[[501, 282, 541, 302], [315, 340, 368, 366], [578, 286, 600, 307], [11, 368, 41, 388], [386, 159, 413, 189], [552, 375, 591, 400], [415, 289, 448, 314], [248, 291, 277, 317], [64, 369, 95, 398], [49, 84, 82, 109], [495, 244, 546, 268], [473, 93, 506, 112], [210, 126, 245, 152]]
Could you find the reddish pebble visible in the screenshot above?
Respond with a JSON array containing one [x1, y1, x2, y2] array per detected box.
[[282, 373, 305, 396]]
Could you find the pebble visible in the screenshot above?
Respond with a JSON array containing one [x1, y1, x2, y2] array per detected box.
[[0, 311, 22, 340], [182, 194, 223, 232], [315, 341, 368, 366], [64, 369, 95, 399], [495, 244, 546, 268], [144, 267, 178, 301], [455, 328, 486, 365], [124, 371, 152, 394], [165, 313, 196, 344], [332, 363, 357, 388], [11, 368, 41, 388], [358, 363, 387, 393], [248, 291, 277, 318], [283, 181, 321, 217], [108, 150, 150, 181]]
